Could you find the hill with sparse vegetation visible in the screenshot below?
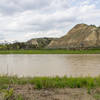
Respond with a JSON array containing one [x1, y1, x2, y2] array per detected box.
[[48, 24, 100, 49]]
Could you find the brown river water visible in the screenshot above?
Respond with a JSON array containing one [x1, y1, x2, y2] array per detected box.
[[0, 54, 100, 77]]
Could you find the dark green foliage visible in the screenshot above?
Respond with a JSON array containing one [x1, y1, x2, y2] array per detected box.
[[37, 38, 54, 48], [90, 24, 96, 27], [3, 88, 14, 100], [0, 42, 37, 50], [27, 38, 55, 48], [0, 38, 55, 50], [2, 88, 24, 100]]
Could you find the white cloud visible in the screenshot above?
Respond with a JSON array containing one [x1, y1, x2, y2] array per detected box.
[[0, 0, 100, 42], [25, 29, 64, 40]]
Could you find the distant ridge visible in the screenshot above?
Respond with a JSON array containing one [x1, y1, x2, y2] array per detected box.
[[27, 38, 56, 48]]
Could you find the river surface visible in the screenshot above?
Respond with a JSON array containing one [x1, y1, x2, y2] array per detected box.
[[0, 54, 100, 77]]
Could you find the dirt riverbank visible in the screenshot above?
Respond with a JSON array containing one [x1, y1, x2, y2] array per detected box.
[[0, 84, 99, 100]]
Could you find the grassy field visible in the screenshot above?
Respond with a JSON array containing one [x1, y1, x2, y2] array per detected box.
[[0, 49, 100, 54], [0, 76, 100, 89]]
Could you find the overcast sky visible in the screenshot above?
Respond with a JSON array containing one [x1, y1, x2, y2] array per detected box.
[[0, 0, 100, 42]]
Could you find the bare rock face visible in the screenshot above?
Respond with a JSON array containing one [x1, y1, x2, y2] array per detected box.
[[27, 39, 38, 46], [48, 24, 100, 49]]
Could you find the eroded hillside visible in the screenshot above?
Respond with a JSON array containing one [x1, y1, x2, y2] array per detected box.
[[48, 24, 100, 49]]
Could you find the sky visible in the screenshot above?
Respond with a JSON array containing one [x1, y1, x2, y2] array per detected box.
[[0, 0, 100, 43]]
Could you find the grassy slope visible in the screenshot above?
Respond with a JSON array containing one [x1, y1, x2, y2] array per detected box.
[[0, 49, 100, 54]]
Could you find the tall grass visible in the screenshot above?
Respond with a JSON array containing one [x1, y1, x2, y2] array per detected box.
[[0, 49, 100, 54], [0, 76, 100, 89]]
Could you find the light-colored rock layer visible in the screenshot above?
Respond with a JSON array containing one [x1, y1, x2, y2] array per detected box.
[[48, 24, 100, 49]]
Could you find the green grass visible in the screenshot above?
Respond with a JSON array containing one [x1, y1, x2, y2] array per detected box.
[[0, 76, 100, 89], [0, 49, 100, 54], [2, 88, 24, 100], [94, 93, 100, 100]]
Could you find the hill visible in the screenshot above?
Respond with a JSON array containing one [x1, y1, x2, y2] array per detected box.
[[27, 38, 56, 48], [48, 24, 100, 49]]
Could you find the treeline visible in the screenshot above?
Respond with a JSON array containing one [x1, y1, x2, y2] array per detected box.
[[0, 42, 38, 50]]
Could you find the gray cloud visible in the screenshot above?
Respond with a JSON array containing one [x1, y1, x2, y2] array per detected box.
[[0, 33, 5, 40], [0, 0, 100, 42], [0, 0, 68, 15]]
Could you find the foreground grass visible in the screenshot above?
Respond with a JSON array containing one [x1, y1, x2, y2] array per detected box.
[[0, 49, 100, 54], [94, 93, 100, 100], [0, 76, 100, 89]]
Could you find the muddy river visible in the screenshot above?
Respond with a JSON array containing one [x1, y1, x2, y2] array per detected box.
[[0, 54, 100, 77]]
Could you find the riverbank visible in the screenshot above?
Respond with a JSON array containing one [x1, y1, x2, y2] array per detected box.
[[0, 76, 100, 89], [0, 76, 100, 100], [0, 49, 100, 54], [1, 85, 98, 100]]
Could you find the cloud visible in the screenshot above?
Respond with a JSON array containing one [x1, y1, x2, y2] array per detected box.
[[0, 33, 5, 40], [0, 0, 100, 42], [25, 29, 64, 39]]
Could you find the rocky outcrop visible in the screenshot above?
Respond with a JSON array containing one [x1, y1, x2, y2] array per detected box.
[[48, 24, 100, 49], [27, 39, 38, 46], [27, 38, 56, 48]]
